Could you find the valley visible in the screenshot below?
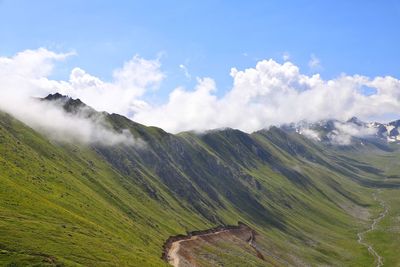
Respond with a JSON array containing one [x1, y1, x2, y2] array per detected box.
[[1, 2, 400, 266], [0, 96, 400, 266]]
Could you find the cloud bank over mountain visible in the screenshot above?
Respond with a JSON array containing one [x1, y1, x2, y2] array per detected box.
[[1, 48, 400, 134], [0, 49, 142, 145]]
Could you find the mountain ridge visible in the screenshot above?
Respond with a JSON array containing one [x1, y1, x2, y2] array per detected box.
[[0, 93, 399, 266], [43, 93, 400, 145]]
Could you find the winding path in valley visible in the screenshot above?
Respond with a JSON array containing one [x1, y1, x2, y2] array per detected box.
[[357, 190, 389, 267]]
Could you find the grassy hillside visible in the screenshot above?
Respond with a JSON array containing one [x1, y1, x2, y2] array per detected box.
[[0, 112, 207, 266], [0, 107, 399, 266]]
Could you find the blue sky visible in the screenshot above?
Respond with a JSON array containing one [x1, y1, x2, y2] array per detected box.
[[1, 1, 400, 133], [1, 0, 399, 101]]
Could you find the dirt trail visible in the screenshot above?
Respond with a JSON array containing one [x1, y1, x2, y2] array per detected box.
[[168, 239, 183, 267], [357, 189, 389, 267], [167, 229, 229, 267], [162, 223, 263, 267]]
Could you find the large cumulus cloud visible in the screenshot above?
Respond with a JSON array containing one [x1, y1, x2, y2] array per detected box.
[[135, 59, 400, 133], [1, 48, 400, 136], [0, 48, 147, 145]]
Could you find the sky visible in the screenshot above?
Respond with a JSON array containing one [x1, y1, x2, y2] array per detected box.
[[1, 0, 400, 133]]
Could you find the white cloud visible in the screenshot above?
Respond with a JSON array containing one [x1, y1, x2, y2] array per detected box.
[[299, 128, 321, 141], [0, 49, 144, 146], [327, 122, 377, 145], [179, 64, 191, 79], [133, 59, 400, 133], [11, 98, 141, 146], [328, 130, 352, 145], [308, 54, 321, 71], [0, 48, 73, 98], [134, 77, 219, 133], [282, 52, 290, 61], [113, 55, 165, 92], [1, 48, 400, 137], [34, 53, 164, 118], [334, 122, 377, 137]]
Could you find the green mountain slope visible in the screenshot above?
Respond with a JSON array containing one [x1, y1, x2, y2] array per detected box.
[[0, 98, 399, 266]]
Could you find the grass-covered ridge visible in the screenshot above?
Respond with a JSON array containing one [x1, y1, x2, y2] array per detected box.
[[0, 103, 399, 266]]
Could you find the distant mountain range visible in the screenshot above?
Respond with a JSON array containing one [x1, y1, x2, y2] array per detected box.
[[283, 116, 400, 145], [370, 119, 400, 142]]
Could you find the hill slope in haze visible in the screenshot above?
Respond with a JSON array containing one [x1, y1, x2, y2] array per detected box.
[[1, 94, 400, 266]]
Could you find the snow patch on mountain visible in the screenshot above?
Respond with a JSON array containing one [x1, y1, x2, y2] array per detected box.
[[287, 117, 400, 145]]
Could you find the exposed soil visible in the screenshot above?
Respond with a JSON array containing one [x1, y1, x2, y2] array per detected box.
[[162, 222, 265, 267]]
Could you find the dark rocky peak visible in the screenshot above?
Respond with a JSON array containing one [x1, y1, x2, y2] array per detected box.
[[346, 116, 365, 126], [42, 93, 93, 115], [313, 119, 337, 132], [389, 119, 400, 128], [44, 92, 69, 101]]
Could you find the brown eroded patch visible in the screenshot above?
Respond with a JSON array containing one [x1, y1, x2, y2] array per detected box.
[[162, 223, 267, 267]]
